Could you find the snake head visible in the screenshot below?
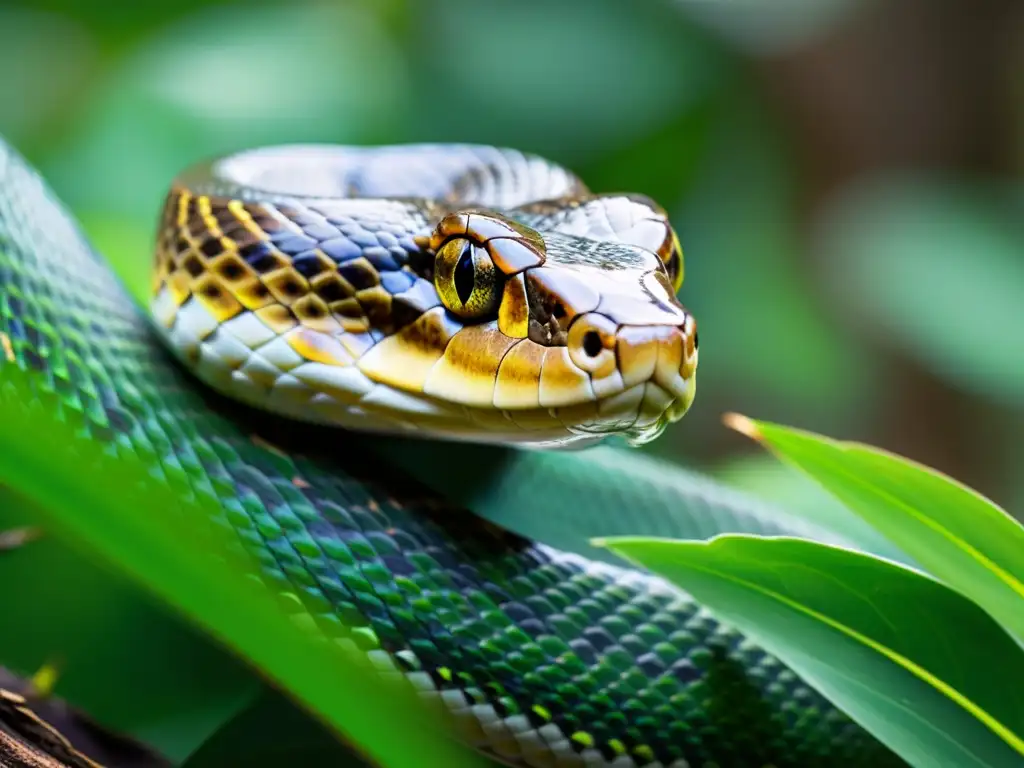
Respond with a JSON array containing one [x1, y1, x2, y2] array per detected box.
[[152, 146, 694, 449], [362, 206, 698, 448]]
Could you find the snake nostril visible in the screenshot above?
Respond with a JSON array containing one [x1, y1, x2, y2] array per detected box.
[[568, 313, 618, 377], [582, 330, 603, 358]]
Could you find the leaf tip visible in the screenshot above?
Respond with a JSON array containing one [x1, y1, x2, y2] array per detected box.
[[722, 412, 762, 441]]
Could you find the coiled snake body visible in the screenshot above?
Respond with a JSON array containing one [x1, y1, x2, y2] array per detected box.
[[0, 140, 901, 767]]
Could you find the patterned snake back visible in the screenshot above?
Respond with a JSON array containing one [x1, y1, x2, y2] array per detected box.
[[0, 139, 901, 767]]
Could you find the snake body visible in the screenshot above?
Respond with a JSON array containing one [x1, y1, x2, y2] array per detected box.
[[0, 139, 901, 767]]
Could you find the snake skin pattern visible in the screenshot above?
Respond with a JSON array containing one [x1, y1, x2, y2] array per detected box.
[[0, 139, 902, 767]]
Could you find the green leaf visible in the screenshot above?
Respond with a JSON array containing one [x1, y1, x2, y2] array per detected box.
[[182, 688, 376, 768], [598, 535, 1024, 768], [0, 366, 480, 768], [727, 414, 1024, 642], [183, 686, 506, 768], [712, 451, 911, 564], [0, 488, 257, 762]]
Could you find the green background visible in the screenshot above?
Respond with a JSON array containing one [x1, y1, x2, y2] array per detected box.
[[1, 0, 1020, 512], [0, 0, 1021, 763]]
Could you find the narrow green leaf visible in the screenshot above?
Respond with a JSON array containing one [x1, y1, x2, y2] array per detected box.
[[726, 414, 1024, 641], [598, 535, 1024, 768], [0, 488, 258, 762], [712, 452, 912, 563], [182, 689, 376, 768], [0, 366, 479, 768]]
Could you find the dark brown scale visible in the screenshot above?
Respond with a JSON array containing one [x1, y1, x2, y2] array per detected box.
[[389, 298, 422, 331], [214, 255, 246, 282], [329, 298, 365, 320], [186, 205, 208, 236], [182, 195, 197, 223], [233, 279, 272, 309], [336, 258, 379, 291], [240, 208, 283, 238], [214, 207, 237, 227], [312, 273, 353, 304], [299, 301, 325, 320], [404, 246, 435, 282], [238, 241, 282, 273], [665, 247, 681, 286], [182, 254, 204, 278], [261, 268, 308, 305], [199, 238, 223, 258], [356, 286, 394, 333], [231, 230, 262, 250]]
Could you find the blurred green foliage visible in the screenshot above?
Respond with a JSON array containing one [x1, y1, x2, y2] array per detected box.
[[821, 177, 1024, 408], [0, 488, 257, 761], [3, 0, 1018, 510], [0, 0, 1020, 762]]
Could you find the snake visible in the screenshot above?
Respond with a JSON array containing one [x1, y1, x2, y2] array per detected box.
[[0, 138, 903, 767], [151, 144, 696, 449]]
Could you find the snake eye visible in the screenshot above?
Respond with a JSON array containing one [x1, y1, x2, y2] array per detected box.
[[435, 236, 502, 320], [664, 230, 684, 293]]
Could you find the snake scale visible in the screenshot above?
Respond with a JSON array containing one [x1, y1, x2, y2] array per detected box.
[[0, 138, 902, 767]]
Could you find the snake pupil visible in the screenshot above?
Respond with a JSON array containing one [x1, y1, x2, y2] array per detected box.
[[582, 331, 603, 358], [454, 240, 475, 305]]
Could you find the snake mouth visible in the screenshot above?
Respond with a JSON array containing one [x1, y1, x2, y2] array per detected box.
[[353, 309, 697, 447], [561, 375, 697, 447], [379, 318, 697, 447], [343, 307, 699, 447], [367, 374, 696, 448]]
